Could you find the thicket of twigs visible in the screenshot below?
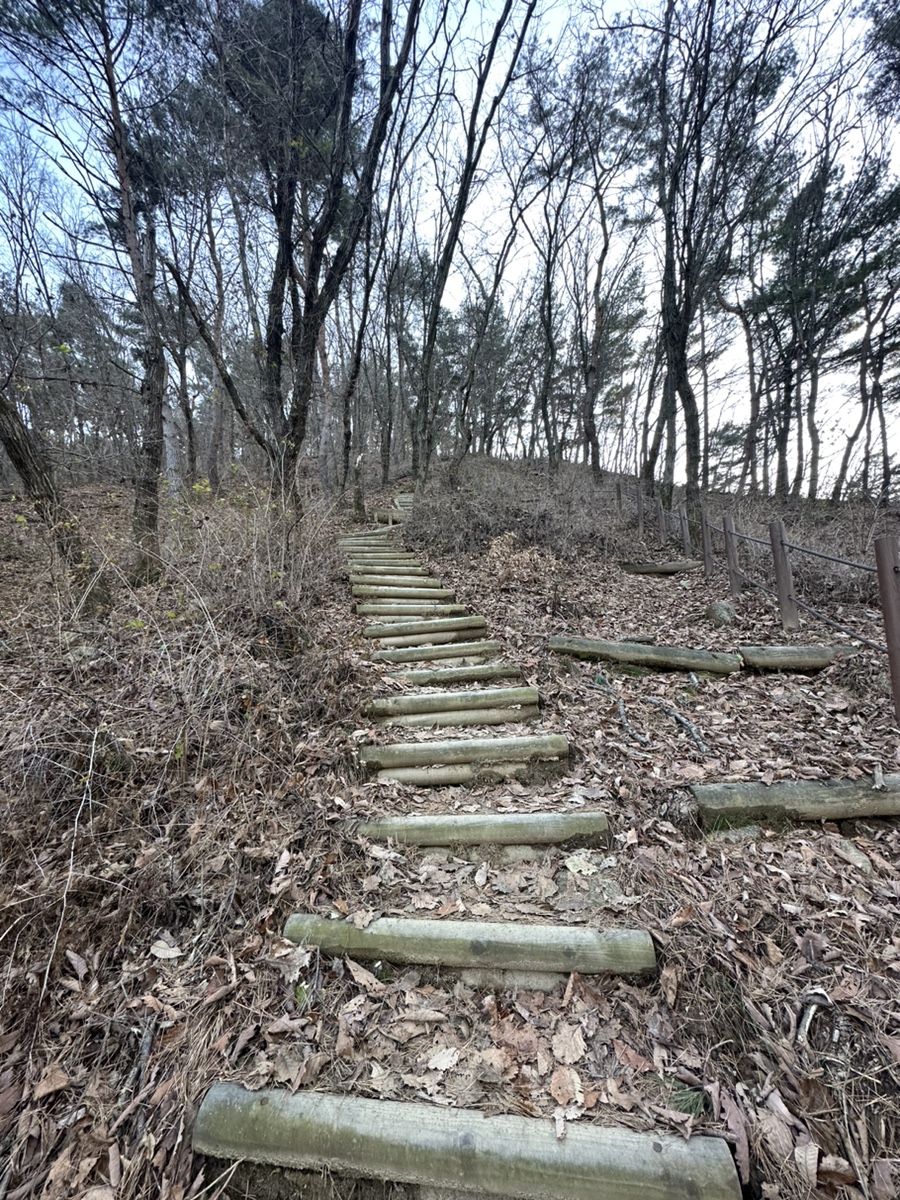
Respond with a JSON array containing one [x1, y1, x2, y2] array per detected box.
[[1, 464, 898, 1200]]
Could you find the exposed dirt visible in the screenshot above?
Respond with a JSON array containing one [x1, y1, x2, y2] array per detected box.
[[1, 473, 897, 1200]]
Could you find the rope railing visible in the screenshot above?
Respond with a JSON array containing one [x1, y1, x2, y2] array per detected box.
[[781, 541, 877, 574]]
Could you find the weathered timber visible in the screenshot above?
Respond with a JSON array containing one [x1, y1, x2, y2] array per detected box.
[[357, 809, 609, 846], [620, 560, 704, 575], [353, 586, 455, 600], [691, 774, 900, 825], [371, 639, 499, 663], [391, 662, 523, 685], [284, 913, 656, 975], [359, 733, 568, 770], [363, 615, 485, 639], [375, 762, 531, 785], [372, 508, 409, 522], [349, 575, 445, 588], [193, 1085, 739, 1200], [368, 686, 538, 716], [548, 636, 741, 674], [356, 604, 466, 617], [384, 704, 541, 728], [737, 645, 857, 672], [376, 629, 489, 649], [345, 564, 430, 576]]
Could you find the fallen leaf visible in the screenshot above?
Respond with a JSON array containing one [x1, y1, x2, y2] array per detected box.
[[426, 1046, 460, 1071], [794, 1142, 820, 1186], [346, 958, 386, 995], [34, 1064, 71, 1100], [612, 1038, 653, 1073], [149, 939, 183, 960], [551, 1024, 586, 1064], [65, 950, 88, 981]]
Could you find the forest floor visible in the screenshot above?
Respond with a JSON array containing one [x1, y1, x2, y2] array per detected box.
[[1, 464, 898, 1200]]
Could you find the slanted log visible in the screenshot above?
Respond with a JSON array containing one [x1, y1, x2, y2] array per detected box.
[[391, 662, 523, 685], [193, 1085, 740, 1200], [620, 560, 704, 575], [369, 686, 538, 716], [371, 639, 499, 663], [357, 810, 609, 847], [691, 774, 900, 825], [548, 636, 741, 674], [737, 645, 857, 672], [364, 615, 485, 639], [360, 732, 568, 770], [353, 586, 455, 600], [284, 914, 656, 976]]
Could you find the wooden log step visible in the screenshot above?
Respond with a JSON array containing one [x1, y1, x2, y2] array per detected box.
[[356, 603, 467, 617], [344, 550, 419, 559], [357, 809, 610, 847], [391, 662, 523, 685], [353, 586, 455, 600], [372, 508, 409, 522], [369, 686, 538, 717], [548, 636, 742, 674], [394, 492, 415, 504], [375, 762, 531, 785], [359, 732, 568, 770], [738, 644, 857, 671], [338, 529, 396, 540], [376, 629, 490, 649], [691, 774, 900, 825], [371, 639, 500, 663], [363, 616, 486, 639], [194, 1085, 739, 1200], [381, 705, 540, 728], [345, 564, 430, 575], [620, 560, 704, 575], [337, 537, 398, 548], [350, 575, 445, 588], [283, 913, 656, 976]]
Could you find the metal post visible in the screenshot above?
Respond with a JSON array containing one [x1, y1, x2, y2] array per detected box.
[[723, 514, 742, 598], [678, 504, 692, 557], [700, 508, 714, 579], [769, 519, 799, 631], [875, 536, 900, 727]]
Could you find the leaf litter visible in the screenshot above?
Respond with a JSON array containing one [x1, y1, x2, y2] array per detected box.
[[0, 482, 897, 1200]]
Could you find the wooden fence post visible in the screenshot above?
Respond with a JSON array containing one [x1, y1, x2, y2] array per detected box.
[[656, 496, 666, 543], [678, 504, 692, 557], [769, 519, 799, 631], [637, 488, 644, 539], [723, 514, 742, 598], [875, 536, 900, 727], [700, 508, 714, 579], [616, 480, 623, 511]]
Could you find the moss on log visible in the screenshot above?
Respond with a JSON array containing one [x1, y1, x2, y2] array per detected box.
[[359, 733, 568, 770], [548, 636, 741, 674], [737, 644, 857, 671], [194, 1085, 740, 1200], [691, 775, 900, 825], [357, 810, 609, 847], [284, 913, 656, 975]]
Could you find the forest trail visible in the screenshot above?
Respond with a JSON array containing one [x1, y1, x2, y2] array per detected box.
[[194, 498, 743, 1198]]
